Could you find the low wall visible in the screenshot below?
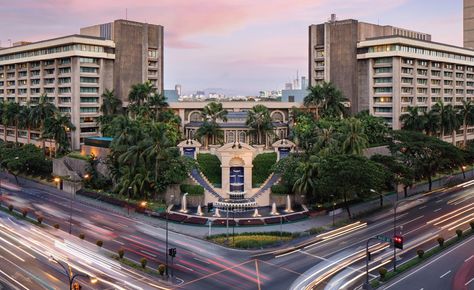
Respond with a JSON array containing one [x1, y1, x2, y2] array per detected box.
[[52, 157, 87, 177], [363, 145, 390, 158]]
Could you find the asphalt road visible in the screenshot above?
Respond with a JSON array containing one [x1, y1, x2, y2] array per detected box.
[[382, 235, 474, 290], [1, 173, 474, 290]]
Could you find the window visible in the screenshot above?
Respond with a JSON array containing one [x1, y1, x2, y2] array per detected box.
[[59, 67, 71, 74], [401, 78, 413, 84], [418, 60, 428, 67], [444, 80, 453, 86], [432, 88, 441, 94], [58, 77, 71, 84], [401, 68, 413, 74], [401, 87, 413, 94], [80, 67, 98, 74], [44, 88, 55, 94], [80, 127, 98, 133], [417, 69, 428, 76], [59, 58, 71, 65], [59, 87, 71, 94], [431, 79, 441, 85], [417, 88, 428, 94], [80, 77, 99, 83], [31, 79, 40, 85], [80, 107, 99, 113], [374, 77, 392, 83], [375, 58, 392, 64], [59, 97, 71, 103], [374, 87, 393, 93], [30, 88, 40, 94], [80, 87, 98, 93], [373, 97, 392, 103], [456, 73, 464, 78], [148, 49, 158, 58], [59, 107, 71, 113], [444, 72, 453, 78], [80, 57, 98, 64], [402, 58, 414, 65], [374, 107, 392, 113], [288, 96, 295, 102], [374, 67, 392, 74], [80, 97, 98, 103], [417, 79, 428, 85], [189, 112, 202, 122]]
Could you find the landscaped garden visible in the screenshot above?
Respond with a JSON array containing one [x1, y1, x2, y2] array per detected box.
[[207, 232, 294, 249]]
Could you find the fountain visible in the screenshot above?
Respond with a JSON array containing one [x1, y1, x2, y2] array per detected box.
[[252, 208, 261, 217], [196, 205, 203, 216], [284, 195, 294, 213], [179, 193, 189, 213], [213, 208, 221, 217], [270, 202, 279, 215]]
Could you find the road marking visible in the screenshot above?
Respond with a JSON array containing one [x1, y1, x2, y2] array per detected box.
[[434, 208, 442, 212], [435, 199, 444, 203], [112, 240, 125, 245], [275, 249, 300, 258], [440, 270, 451, 278], [465, 255, 474, 262], [176, 263, 195, 272], [102, 225, 115, 231], [193, 257, 210, 264], [466, 277, 474, 286], [418, 206, 427, 210], [140, 250, 157, 258]]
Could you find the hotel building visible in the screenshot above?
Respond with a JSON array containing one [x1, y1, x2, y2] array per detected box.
[[310, 15, 474, 142], [0, 19, 163, 150]]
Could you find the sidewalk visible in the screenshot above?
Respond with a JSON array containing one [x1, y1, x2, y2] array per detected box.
[[1, 168, 472, 238]]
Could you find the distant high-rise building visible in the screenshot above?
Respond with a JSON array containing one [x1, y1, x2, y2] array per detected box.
[[309, 15, 430, 114], [284, 83, 293, 90], [175, 84, 182, 96], [464, 0, 474, 48]]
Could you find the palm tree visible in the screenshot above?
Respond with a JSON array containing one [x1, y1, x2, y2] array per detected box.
[[304, 85, 324, 119], [314, 126, 339, 156], [148, 93, 169, 121], [293, 156, 319, 199], [100, 89, 122, 116], [458, 100, 474, 147], [18, 105, 33, 144], [201, 102, 228, 144], [433, 101, 460, 144], [30, 93, 57, 154], [246, 105, 273, 145], [195, 121, 220, 148], [422, 110, 440, 136], [341, 118, 368, 155], [43, 113, 76, 156], [128, 81, 155, 118], [320, 82, 348, 118], [0, 102, 6, 142], [2, 102, 20, 144], [400, 106, 425, 132]]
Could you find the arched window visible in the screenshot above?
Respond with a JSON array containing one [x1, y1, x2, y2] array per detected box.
[[189, 112, 201, 122], [271, 111, 284, 122], [239, 131, 246, 143]]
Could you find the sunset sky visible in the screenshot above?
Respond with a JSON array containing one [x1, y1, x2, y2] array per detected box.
[[0, 0, 463, 95]]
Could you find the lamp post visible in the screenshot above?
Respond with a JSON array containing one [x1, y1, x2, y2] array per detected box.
[[68, 174, 90, 235], [165, 195, 174, 278], [49, 256, 97, 290], [370, 189, 384, 208], [330, 194, 336, 227]]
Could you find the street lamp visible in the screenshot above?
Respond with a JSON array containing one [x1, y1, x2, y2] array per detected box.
[[49, 256, 98, 290], [370, 189, 384, 208], [165, 194, 174, 278], [330, 194, 336, 227]]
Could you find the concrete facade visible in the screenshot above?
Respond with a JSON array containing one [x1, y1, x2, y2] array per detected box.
[[465, 0, 474, 48], [309, 16, 430, 114]]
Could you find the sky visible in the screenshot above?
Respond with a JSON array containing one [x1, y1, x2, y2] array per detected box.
[[0, 0, 463, 95]]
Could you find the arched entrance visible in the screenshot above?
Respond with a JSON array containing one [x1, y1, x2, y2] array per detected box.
[[229, 157, 245, 192]]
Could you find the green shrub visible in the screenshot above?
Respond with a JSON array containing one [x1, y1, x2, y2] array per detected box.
[[53, 223, 60, 229], [271, 184, 289, 195], [79, 233, 85, 240], [197, 153, 221, 186], [118, 248, 125, 259], [140, 258, 147, 269], [8, 204, 13, 212], [252, 153, 277, 187], [180, 184, 204, 196], [96, 240, 103, 247], [379, 267, 387, 279], [158, 264, 166, 276], [67, 152, 90, 161], [21, 208, 28, 217], [437, 236, 445, 247], [417, 249, 424, 258], [456, 229, 463, 239], [309, 227, 326, 235], [37, 216, 43, 224]]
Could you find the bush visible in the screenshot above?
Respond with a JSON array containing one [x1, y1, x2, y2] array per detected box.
[[140, 258, 148, 269], [53, 223, 60, 229], [180, 184, 204, 196], [8, 204, 13, 212], [67, 152, 90, 161], [308, 227, 326, 235], [37, 216, 43, 224], [252, 153, 277, 187], [197, 153, 221, 186], [471, 221, 474, 230], [79, 233, 85, 240], [96, 240, 103, 247], [158, 264, 166, 276], [437, 237, 445, 247], [378, 267, 387, 279], [456, 229, 463, 239], [118, 248, 125, 259], [21, 208, 28, 217], [417, 249, 424, 258], [271, 184, 289, 195]]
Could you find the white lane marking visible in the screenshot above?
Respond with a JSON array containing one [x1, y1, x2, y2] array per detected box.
[[0, 269, 29, 290], [418, 206, 427, 210], [435, 199, 444, 203], [112, 240, 125, 245], [440, 270, 451, 279], [102, 225, 115, 231], [434, 208, 442, 212], [140, 250, 157, 258], [176, 263, 194, 272], [465, 255, 474, 262], [466, 277, 474, 286], [275, 249, 300, 258]]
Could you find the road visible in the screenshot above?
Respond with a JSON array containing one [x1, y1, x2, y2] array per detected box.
[[382, 235, 474, 290], [1, 173, 474, 290]]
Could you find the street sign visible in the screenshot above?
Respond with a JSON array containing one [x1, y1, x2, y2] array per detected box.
[[376, 235, 393, 244]]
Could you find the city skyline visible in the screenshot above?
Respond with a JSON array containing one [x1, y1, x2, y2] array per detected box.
[[0, 0, 463, 95]]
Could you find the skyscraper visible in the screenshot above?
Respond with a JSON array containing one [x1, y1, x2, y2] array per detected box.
[[464, 0, 474, 48]]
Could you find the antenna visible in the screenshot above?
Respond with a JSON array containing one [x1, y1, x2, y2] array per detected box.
[[125, 8, 128, 20]]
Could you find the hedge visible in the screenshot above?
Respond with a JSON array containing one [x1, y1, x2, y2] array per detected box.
[[67, 151, 90, 161], [252, 153, 277, 187], [197, 153, 222, 186], [271, 184, 289, 195], [180, 184, 204, 196]]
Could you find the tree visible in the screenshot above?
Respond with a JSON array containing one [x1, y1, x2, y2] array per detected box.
[[399, 106, 425, 132], [272, 154, 302, 193], [18, 105, 33, 144], [148, 93, 169, 121], [293, 155, 320, 200], [43, 112, 76, 156], [355, 110, 389, 146], [458, 100, 474, 148], [371, 154, 414, 198], [304, 82, 347, 120], [304, 85, 324, 120], [200, 102, 228, 145], [389, 130, 465, 191], [100, 89, 122, 116], [432, 101, 460, 143], [314, 126, 339, 157], [422, 110, 440, 136], [291, 114, 317, 151], [341, 118, 368, 155], [246, 104, 273, 145], [128, 81, 155, 118], [317, 155, 387, 218], [29, 93, 57, 154]]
